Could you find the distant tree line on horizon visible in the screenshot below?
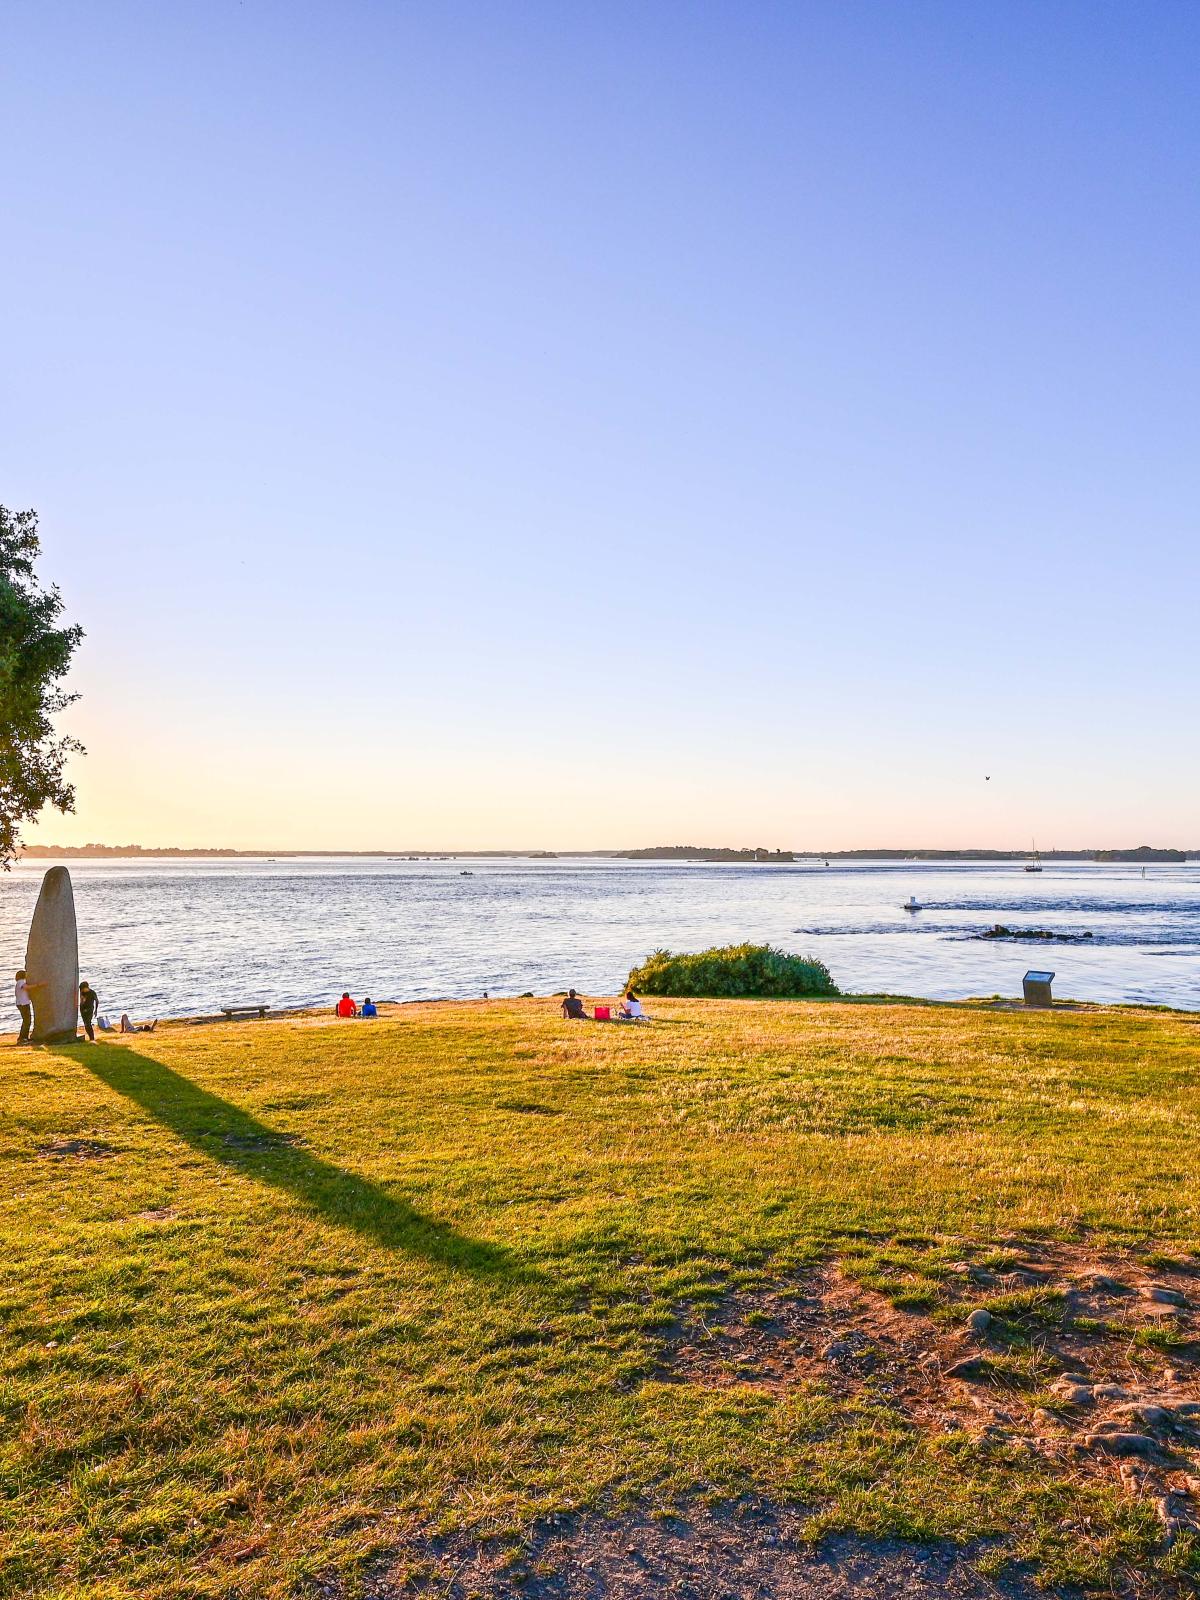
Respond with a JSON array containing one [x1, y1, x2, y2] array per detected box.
[[619, 845, 796, 862], [16, 842, 1191, 863], [616, 845, 1190, 863]]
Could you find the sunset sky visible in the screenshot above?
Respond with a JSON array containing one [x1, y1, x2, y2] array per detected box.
[[3, 2, 1197, 851]]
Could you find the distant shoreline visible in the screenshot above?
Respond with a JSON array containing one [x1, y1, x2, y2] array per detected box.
[[17, 844, 1193, 862]]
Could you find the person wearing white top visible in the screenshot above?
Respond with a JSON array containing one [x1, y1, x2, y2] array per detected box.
[[14, 970, 33, 1043], [619, 991, 645, 1020]]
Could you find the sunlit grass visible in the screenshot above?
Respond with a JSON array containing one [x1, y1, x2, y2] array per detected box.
[[2, 996, 1198, 1597]]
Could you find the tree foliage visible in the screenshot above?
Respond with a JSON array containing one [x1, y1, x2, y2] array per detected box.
[[0, 507, 84, 866], [626, 942, 839, 999]]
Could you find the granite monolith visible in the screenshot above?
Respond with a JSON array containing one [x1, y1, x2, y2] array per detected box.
[[25, 866, 80, 1042]]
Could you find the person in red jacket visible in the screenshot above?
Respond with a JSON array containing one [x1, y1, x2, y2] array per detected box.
[[335, 992, 357, 1017]]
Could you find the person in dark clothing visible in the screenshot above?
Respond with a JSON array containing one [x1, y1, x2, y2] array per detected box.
[[560, 988, 588, 1020], [79, 980, 99, 1041]]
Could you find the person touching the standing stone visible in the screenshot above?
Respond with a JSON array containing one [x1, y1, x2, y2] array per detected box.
[[14, 970, 34, 1043]]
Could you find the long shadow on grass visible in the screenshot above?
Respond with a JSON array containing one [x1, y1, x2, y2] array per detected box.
[[65, 1042, 524, 1278]]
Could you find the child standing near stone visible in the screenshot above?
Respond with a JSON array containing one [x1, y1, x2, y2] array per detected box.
[[14, 971, 32, 1043]]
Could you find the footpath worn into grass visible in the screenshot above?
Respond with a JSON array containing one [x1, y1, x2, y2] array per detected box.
[[2, 998, 1199, 1598]]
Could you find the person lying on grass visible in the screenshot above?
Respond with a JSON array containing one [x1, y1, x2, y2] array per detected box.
[[119, 1014, 157, 1034]]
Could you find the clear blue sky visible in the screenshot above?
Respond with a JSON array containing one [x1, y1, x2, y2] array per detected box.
[[3, 2, 1197, 849]]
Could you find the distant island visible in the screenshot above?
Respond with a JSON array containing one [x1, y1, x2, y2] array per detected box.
[[1091, 846, 1186, 863], [617, 845, 795, 862]]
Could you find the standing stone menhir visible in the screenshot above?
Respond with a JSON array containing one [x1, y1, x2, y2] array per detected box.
[[25, 866, 80, 1042]]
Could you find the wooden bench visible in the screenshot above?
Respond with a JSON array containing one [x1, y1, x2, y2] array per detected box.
[[220, 1004, 271, 1020]]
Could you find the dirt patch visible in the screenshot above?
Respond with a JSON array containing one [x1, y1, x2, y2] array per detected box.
[[391, 1503, 1052, 1598], [659, 1240, 1200, 1548], [357, 1239, 1200, 1599], [661, 1266, 908, 1399], [36, 1137, 118, 1160]]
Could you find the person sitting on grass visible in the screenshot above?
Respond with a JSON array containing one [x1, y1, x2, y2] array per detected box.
[[120, 1014, 157, 1033], [360, 997, 378, 1018], [335, 992, 358, 1018], [619, 989, 645, 1020], [560, 989, 588, 1020]]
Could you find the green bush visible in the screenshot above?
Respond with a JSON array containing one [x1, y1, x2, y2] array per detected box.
[[626, 942, 839, 999]]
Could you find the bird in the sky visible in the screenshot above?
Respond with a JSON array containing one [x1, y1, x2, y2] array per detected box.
[[985, 775, 991, 781]]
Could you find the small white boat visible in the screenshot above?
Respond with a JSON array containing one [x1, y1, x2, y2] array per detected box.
[[903, 895, 922, 911]]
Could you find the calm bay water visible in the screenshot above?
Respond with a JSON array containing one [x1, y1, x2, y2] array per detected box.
[[2, 856, 1198, 1019]]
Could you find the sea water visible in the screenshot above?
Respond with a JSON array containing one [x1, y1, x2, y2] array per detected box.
[[1, 856, 1197, 1019]]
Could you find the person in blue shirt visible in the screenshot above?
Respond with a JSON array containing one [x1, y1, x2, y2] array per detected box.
[[360, 997, 378, 1018]]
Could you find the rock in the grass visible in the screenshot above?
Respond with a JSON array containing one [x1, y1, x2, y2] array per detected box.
[[1133, 1404, 1174, 1430], [820, 1335, 874, 1363], [967, 1267, 1000, 1287], [966, 1308, 992, 1335], [1093, 1383, 1133, 1402], [1173, 1401, 1200, 1420], [1084, 1432, 1159, 1458], [1143, 1285, 1188, 1307], [946, 1356, 988, 1380], [1080, 1271, 1126, 1292], [1057, 1385, 1095, 1408], [1050, 1374, 1092, 1394], [1155, 1494, 1194, 1546]]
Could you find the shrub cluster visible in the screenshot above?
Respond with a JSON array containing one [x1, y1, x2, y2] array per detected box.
[[626, 942, 838, 999]]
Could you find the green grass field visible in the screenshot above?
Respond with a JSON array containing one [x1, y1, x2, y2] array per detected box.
[[3, 998, 1199, 1598]]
